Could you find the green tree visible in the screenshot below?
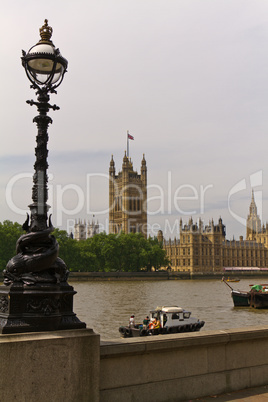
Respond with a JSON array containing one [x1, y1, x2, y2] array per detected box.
[[117, 233, 146, 271], [0, 220, 24, 271], [86, 233, 107, 271], [142, 236, 169, 271], [52, 228, 81, 271], [0, 223, 169, 273], [101, 233, 122, 271], [76, 240, 98, 272]]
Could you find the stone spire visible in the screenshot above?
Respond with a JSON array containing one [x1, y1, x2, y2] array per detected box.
[[249, 190, 257, 216], [246, 190, 261, 240]]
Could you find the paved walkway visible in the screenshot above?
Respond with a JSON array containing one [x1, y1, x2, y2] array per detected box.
[[190, 385, 268, 401]]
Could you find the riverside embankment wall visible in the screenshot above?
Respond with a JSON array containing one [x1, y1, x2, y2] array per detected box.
[[1, 271, 267, 282], [2, 326, 268, 401], [100, 327, 268, 401], [68, 271, 268, 281]]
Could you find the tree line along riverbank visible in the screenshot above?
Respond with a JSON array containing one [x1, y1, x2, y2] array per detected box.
[[1, 221, 268, 280], [0, 221, 168, 273]]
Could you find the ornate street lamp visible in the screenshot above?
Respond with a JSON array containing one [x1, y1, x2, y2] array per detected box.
[[0, 20, 85, 333], [20, 19, 68, 235]]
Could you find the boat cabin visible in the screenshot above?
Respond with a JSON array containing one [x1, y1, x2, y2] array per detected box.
[[149, 306, 191, 328]]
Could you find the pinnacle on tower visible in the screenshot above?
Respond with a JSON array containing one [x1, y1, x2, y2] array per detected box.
[[141, 153, 146, 165]]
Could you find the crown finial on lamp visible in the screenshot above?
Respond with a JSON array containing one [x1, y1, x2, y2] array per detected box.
[[39, 19, 53, 44]]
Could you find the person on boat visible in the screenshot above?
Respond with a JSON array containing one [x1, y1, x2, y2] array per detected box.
[[129, 315, 135, 328], [148, 318, 156, 329], [154, 319, 161, 329], [143, 316, 150, 329]]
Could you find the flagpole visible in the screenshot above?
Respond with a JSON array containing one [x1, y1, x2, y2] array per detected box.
[[127, 130, 129, 158]]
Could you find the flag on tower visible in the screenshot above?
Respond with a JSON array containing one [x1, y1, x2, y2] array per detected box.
[[128, 133, 134, 140]]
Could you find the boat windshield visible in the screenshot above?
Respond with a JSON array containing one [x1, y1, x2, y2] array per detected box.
[[183, 312, 191, 319]]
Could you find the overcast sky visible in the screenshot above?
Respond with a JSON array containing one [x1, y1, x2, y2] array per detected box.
[[1, 0, 268, 239]]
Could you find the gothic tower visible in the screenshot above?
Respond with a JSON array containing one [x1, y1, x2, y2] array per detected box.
[[246, 190, 261, 240], [87, 220, 99, 238], [74, 219, 86, 241], [109, 153, 147, 237]]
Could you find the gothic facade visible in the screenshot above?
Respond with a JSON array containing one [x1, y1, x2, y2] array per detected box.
[[109, 153, 147, 237], [74, 219, 99, 241], [160, 192, 268, 272]]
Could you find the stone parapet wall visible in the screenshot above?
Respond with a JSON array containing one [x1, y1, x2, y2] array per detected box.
[[100, 327, 268, 401], [0, 329, 100, 402], [1, 326, 268, 401]]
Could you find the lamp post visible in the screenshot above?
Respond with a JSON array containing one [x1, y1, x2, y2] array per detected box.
[[21, 18, 68, 235], [0, 20, 86, 333]]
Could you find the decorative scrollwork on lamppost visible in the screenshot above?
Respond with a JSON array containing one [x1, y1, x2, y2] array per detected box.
[[0, 20, 86, 333]]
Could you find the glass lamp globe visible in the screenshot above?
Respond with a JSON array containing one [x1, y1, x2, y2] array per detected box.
[[22, 20, 68, 89]]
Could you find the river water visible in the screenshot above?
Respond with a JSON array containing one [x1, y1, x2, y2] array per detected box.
[[71, 277, 268, 340]]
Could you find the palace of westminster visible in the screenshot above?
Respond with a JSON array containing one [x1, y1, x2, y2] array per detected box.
[[74, 153, 268, 272]]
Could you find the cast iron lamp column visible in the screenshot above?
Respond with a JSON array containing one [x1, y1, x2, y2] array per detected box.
[[21, 19, 67, 234], [0, 20, 86, 333]]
